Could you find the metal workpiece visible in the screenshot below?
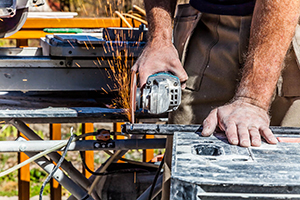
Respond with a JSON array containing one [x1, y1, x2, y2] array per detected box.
[[0, 138, 166, 152], [171, 131, 300, 200], [121, 123, 203, 135], [122, 123, 300, 135]]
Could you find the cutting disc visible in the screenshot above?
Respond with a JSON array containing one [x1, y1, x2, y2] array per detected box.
[[129, 70, 137, 123], [0, 8, 28, 38]]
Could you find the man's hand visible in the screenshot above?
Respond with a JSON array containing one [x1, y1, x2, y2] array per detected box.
[[131, 40, 188, 88], [202, 99, 278, 147], [201, 0, 300, 147]]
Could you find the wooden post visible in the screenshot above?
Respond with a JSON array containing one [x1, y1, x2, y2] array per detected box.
[[16, 39, 28, 47], [18, 131, 30, 200], [114, 122, 125, 163], [143, 135, 155, 162], [82, 123, 94, 178], [50, 124, 62, 200]]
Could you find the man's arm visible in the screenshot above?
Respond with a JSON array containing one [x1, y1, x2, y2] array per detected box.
[[131, 0, 188, 87], [202, 0, 300, 147]]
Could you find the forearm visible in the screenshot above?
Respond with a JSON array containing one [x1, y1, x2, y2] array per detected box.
[[144, 0, 177, 42], [236, 0, 300, 110]]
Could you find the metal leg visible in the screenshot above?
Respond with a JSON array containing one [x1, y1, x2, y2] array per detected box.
[[17, 137, 94, 200], [137, 175, 163, 200], [9, 119, 92, 190], [161, 136, 173, 200], [88, 150, 123, 195]]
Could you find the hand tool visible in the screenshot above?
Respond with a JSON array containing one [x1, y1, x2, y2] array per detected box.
[[130, 72, 182, 122]]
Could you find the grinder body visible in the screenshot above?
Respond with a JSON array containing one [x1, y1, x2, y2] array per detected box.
[[136, 72, 181, 114]]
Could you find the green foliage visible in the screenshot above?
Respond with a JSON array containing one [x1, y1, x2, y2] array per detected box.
[[0, 125, 18, 140], [0, 39, 16, 47], [30, 168, 50, 197], [30, 183, 50, 198], [36, 130, 45, 140], [0, 169, 17, 183], [0, 170, 18, 197], [30, 168, 47, 182], [0, 188, 18, 197]]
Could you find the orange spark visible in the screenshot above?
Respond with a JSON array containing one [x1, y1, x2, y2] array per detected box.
[[67, 40, 75, 49], [101, 87, 108, 94], [83, 41, 89, 50]]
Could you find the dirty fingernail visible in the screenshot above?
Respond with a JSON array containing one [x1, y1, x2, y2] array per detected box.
[[240, 140, 250, 147], [201, 130, 209, 136], [252, 140, 260, 146], [269, 137, 278, 143], [231, 139, 238, 145]]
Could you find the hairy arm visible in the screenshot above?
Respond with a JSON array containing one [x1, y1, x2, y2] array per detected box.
[[132, 0, 188, 87], [237, 0, 300, 109], [202, 0, 300, 147], [144, 0, 176, 42]]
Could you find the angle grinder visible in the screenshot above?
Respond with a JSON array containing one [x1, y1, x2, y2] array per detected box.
[[130, 71, 182, 122]]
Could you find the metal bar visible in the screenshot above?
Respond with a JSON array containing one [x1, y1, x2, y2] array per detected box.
[[0, 68, 114, 91], [0, 139, 166, 152], [16, 137, 94, 200], [122, 123, 203, 135], [9, 119, 92, 191], [122, 124, 300, 135]]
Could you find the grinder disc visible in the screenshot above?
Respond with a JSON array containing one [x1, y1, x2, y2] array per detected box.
[[129, 70, 137, 123]]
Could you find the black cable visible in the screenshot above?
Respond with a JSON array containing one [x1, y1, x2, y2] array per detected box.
[[79, 151, 149, 176], [148, 156, 164, 200], [76, 131, 98, 139], [39, 134, 75, 200]]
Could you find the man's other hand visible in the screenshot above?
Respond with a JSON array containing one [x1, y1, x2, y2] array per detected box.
[[131, 40, 188, 88], [202, 99, 278, 147]]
